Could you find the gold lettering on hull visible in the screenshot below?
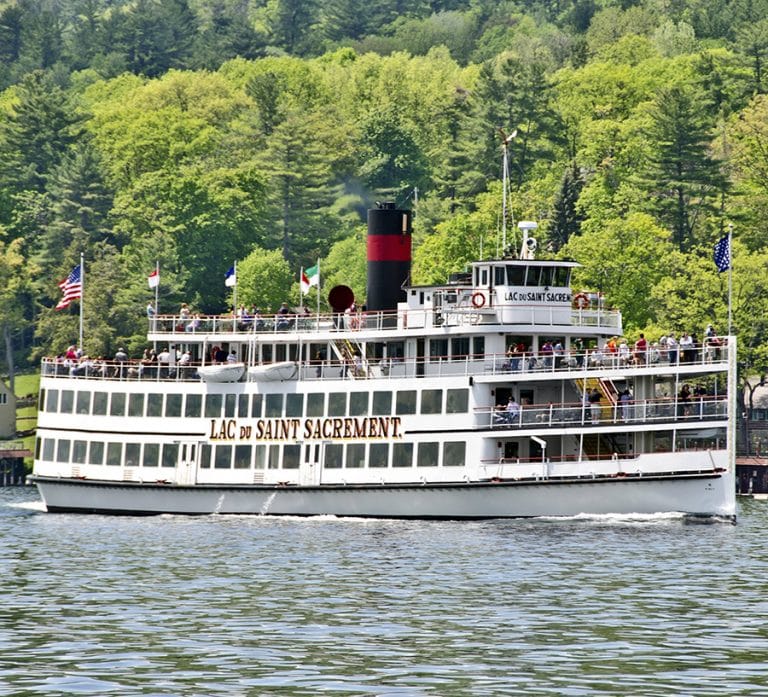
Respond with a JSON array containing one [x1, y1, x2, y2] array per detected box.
[[209, 416, 403, 442]]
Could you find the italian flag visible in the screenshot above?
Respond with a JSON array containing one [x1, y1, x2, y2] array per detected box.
[[300, 264, 319, 294]]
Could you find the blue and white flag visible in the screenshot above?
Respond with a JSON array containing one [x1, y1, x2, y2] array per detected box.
[[224, 265, 237, 287], [713, 235, 730, 273]]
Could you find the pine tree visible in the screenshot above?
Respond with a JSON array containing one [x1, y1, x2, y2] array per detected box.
[[549, 162, 584, 251]]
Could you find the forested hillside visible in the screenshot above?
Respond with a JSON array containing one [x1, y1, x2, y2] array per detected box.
[[1, 0, 767, 380]]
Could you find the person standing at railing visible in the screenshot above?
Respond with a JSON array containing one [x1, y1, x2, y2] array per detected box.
[[620, 388, 633, 422], [667, 333, 678, 364], [505, 396, 520, 424], [634, 333, 647, 365]]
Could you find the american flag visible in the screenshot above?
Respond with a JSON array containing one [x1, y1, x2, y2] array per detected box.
[[55, 264, 82, 310], [713, 235, 730, 273]]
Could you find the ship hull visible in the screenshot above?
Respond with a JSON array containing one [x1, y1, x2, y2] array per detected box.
[[31, 471, 736, 520]]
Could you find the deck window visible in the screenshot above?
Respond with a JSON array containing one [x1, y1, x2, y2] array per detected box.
[[421, 389, 443, 414], [110, 393, 126, 417], [225, 394, 237, 418], [238, 394, 249, 418], [554, 267, 569, 286], [443, 442, 466, 467], [88, 442, 104, 465], [307, 393, 324, 417], [106, 442, 122, 466], [166, 393, 182, 417], [392, 442, 413, 467], [324, 443, 343, 468], [473, 337, 485, 358], [450, 337, 470, 361], [429, 339, 448, 361], [199, 443, 212, 469], [328, 392, 347, 416], [125, 443, 141, 468], [42, 438, 54, 461], [283, 444, 300, 469], [128, 393, 145, 417], [265, 394, 283, 417], [56, 439, 71, 463], [93, 391, 108, 415], [396, 390, 416, 415], [286, 393, 304, 417], [204, 394, 222, 418], [346, 443, 365, 468], [495, 266, 506, 285], [253, 445, 266, 469], [76, 391, 91, 415], [60, 389, 74, 413], [372, 391, 392, 416], [147, 393, 164, 417], [350, 392, 369, 416], [143, 444, 160, 467], [38, 389, 46, 412], [251, 394, 263, 418], [184, 394, 201, 418], [45, 389, 58, 413], [215, 445, 232, 469], [161, 443, 178, 468], [234, 445, 251, 469], [370, 443, 389, 468], [72, 440, 87, 464], [446, 389, 469, 413], [417, 442, 439, 467], [268, 445, 280, 469]]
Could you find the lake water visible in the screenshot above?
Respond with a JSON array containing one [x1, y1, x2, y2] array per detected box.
[[2, 486, 768, 696]]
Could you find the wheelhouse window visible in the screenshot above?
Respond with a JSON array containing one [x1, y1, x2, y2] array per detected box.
[[507, 266, 526, 285], [494, 266, 506, 285]]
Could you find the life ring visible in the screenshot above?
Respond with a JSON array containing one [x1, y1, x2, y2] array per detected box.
[[573, 293, 589, 310], [471, 292, 485, 309]]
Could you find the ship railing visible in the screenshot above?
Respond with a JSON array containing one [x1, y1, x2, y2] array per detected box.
[[478, 449, 722, 480], [146, 303, 626, 335], [480, 395, 728, 429]]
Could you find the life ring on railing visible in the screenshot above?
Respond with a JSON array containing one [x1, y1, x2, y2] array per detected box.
[[573, 293, 589, 310], [471, 292, 486, 309]]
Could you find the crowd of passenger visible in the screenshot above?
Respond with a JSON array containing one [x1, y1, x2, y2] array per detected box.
[[501, 325, 725, 372]]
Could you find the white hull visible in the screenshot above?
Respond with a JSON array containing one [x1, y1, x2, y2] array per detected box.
[[32, 471, 736, 520]]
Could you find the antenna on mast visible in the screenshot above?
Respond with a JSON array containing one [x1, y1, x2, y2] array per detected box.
[[499, 128, 517, 256]]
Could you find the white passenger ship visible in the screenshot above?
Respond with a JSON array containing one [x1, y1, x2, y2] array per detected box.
[[31, 205, 737, 520]]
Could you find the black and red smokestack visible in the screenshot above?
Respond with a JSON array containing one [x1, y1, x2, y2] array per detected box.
[[366, 202, 412, 312]]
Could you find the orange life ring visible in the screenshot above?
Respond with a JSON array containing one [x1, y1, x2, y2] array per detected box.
[[573, 293, 589, 310], [471, 292, 485, 309]]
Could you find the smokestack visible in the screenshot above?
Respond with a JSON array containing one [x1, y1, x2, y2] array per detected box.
[[366, 202, 412, 313]]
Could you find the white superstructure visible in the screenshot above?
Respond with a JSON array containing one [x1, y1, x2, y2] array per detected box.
[[30, 210, 737, 520]]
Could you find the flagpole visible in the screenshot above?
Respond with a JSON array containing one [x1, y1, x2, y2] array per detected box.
[[316, 259, 321, 320], [154, 260, 159, 315], [727, 223, 733, 337], [300, 266, 304, 305], [79, 252, 84, 351]]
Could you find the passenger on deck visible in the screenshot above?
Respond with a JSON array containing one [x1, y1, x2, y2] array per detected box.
[[588, 388, 602, 424], [277, 302, 292, 330], [505, 396, 520, 424]]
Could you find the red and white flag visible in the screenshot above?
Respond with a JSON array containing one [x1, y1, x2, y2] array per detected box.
[[148, 268, 160, 288]]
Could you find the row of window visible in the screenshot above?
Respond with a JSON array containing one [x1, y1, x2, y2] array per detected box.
[[41, 388, 470, 419], [38, 438, 467, 470]]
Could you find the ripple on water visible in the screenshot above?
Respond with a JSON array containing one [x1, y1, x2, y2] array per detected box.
[[1, 487, 767, 695]]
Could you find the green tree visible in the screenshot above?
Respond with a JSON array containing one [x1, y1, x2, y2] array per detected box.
[[640, 84, 726, 251], [236, 245, 293, 313], [549, 161, 584, 251], [0, 235, 33, 388]]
